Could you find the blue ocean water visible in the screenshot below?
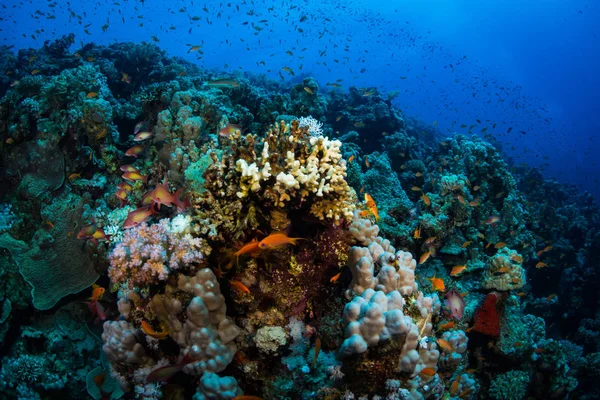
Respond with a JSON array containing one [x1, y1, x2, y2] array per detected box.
[[0, 1, 599, 399], [2, 0, 598, 196]]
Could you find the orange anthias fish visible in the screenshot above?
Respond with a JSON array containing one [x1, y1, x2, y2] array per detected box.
[[87, 299, 106, 321], [437, 338, 453, 352], [134, 131, 153, 141], [77, 222, 97, 240], [439, 321, 455, 330], [313, 337, 321, 367], [535, 262, 548, 269], [229, 280, 251, 295], [461, 241, 472, 248], [151, 178, 178, 209], [419, 251, 432, 264], [122, 171, 148, 183], [123, 206, 157, 229], [147, 353, 197, 383], [258, 232, 303, 249], [420, 367, 436, 377], [421, 194, 431, 206], [120, 164, 140, 173], [429, 273, 445, 291], [89, 283, 105, 302], [450, 265, 467, 277], [348, 155, 355, 163], [413, 226, 421, 239], [219, 123, 242, 137], [494, 242, 507, 249], [234, 238, 262, 260], [363, 193, 380, 221], [125, 145, 144, 157], [116, 189, 128, 207], [141, 320, 171, 340], [330, 272, 342, 283], [118, 181, 133, 192], [485, 215, 501, 225]]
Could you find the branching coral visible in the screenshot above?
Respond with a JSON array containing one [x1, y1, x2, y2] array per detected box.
[[108, 218, 209, 288]]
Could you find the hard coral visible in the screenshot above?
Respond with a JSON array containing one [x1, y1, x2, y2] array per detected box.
[[108, 218, 208, 288]]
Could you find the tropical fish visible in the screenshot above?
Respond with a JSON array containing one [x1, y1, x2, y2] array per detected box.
[[330, 272, 341, 283], [207, 79, 239, 88], [348, 155, 355, 163], [439, 321, 455, 330], [437, 338, 453, 352], [133, 121, 145, 135], [121, 72, 131, 84], [125, 145, 144, 158], [494, 242, 506, 249], [419, 251, 432, 264], [68, 172, 81, 181], [445, 289, 465, 319], [450, 265, 467, 276], [188, 45, 202, 52], [420, 367, 436, 377], [312, 337, 321, 367], [461, 241, 472, 248], [258, 232, 302, 249], [86, 92, 98, 98], [364, 155, 370, 167], [89, 283, 105, 302], [429, 273, 445, 291], [411, 186, 422, 192], [134, 131, 153, 141], [87, 299, 106, 321], [486, 215, 501, 225], [511, 254, 523, 263], [123, 206, 157, 229], [115, 189, 128, 207], [219, 123, 242, 137], [535, 262, 548, 269], [413, 226, 421, 239], [234, 238, 261, 260], [303, 86, 313, 95], [421, 194, 431, 206], [120, 164, 140, 173], [364, 193, 379, 221], [122, 171, 147, 183], [147, 353, 197, 382], [141, 320, 171, 340], [150, 178, 178, 209], [229, 280, 251, 294], [77, 222, 97, 240], [118, 181, 133, 192]]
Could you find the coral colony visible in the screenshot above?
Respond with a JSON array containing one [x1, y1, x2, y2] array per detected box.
[[0, 36, 599, 400]]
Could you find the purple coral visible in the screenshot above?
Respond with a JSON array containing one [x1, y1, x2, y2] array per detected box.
[[108, 219, 205, 287]]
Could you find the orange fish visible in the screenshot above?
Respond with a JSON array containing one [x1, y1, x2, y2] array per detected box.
[[364, 193, 376, 208], [234, 238, 261, 260], [115, 190, 128, 207], [425, 236, 437, 245], [348, 155, 355, 163], [535, 262, 548, 269], [420, 367, 436, 377], [419, 251, 432, 264], [77, 222, 97, 240], [439, 321, 455, 330], [68, 172, 81, 181], [313, 337, 321, 367], [468, 200, 480, 207], [147, 353, 196, 383], [219, 123, 242, 137], [429, 273, 445, 291], [118, 181, 133, 192], [543, 245, 553, 252], [330, 272, 341, 283], [496, 267, 510, 273], [364, 155, 370, 167], [516, 292, 527, 297], [358, 210, 372, 219], [413, 226, 421, 239], [86, 92, 98, 98], [461, 241, 472, 248], [511, 254, 523, 263], [122, 171, 147, 183], [151, 178, 178, 209], [89, 283, 105, 302], [411, 186, 422, 192], [141, 320, 171, 340], [120, 164, 140, 173], [494, 242, 506, 249], [134, 131, 153, 141], [87, 300, 106, 321], [125, 145, 144, 158], [437, 338, 453, 352], [229, 280, 251, 294], [450, 380, 460, 396], [450, 265, 467, 276], [123, 206, 156, 229], [485, 215, 501, 225], [258, 232, 302, 249], [421, 194, 431, 206]]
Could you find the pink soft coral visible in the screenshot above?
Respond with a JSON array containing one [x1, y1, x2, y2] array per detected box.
[[108, 219, 204, 288]]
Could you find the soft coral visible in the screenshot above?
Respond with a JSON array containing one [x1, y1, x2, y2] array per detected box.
[[472, 292, 501, 336]]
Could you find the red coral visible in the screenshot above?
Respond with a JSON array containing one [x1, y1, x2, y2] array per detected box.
[[472, 293, 501, 336]]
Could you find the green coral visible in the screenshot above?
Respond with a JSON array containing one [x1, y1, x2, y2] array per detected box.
[[489, 370, 530, 400]]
